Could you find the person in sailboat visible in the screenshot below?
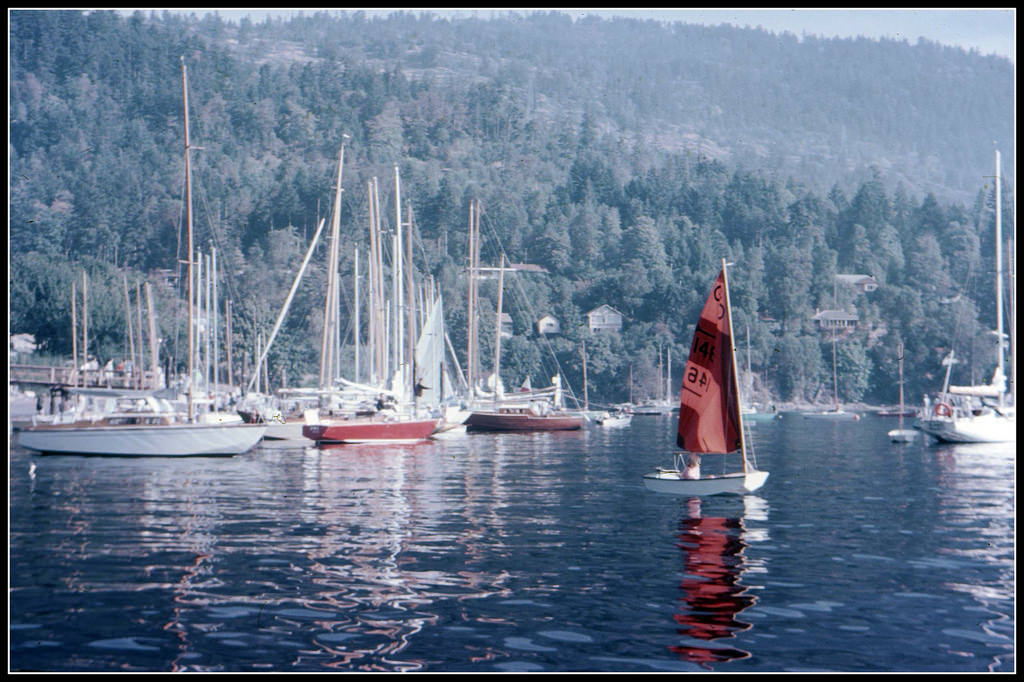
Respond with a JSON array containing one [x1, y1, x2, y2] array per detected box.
[[682, 453, 701, 480]]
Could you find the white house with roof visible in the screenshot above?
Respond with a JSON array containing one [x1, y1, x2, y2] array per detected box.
[[812, 309, 859, 330], [586, 305, 624, 333], [835, 274, 879, 294], [536, 314, 561, 336]]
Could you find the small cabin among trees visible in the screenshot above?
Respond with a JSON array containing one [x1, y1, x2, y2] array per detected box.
[[835, 274, 879, 294], [536, 314, 561, 336], [812, 309, 859, 331], [586, 305, 623, 333]]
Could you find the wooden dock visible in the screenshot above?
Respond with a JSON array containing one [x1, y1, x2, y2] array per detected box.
[[9, 363, 160, 390]]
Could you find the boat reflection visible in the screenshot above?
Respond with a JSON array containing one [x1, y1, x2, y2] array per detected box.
[[669, 498, 758, 666]]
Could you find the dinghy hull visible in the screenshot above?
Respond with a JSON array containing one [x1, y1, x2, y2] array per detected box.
[[642, 470, 768, 496]]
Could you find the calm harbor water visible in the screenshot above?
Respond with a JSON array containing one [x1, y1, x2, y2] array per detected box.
[[9, 414, 1015, 672]]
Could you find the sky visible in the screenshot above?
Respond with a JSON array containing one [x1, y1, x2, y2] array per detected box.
[[161, 8, 1015, 61]]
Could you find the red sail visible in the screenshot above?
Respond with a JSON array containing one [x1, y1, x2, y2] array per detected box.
[[676, 270, 742, 453]]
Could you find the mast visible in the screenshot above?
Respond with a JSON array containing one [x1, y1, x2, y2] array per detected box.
[[212, 247, 218, 393], [393, 165, 403, 392], [667, 347, 671, 404], [354, 247, 360, 384], [366, 180, 379, 383], [406, 200, 416, 405], [225, 298, 233, 390], [897, 342, 905, 432], [832, 330, 839, 411], [123, 274, 136, 388], [373, 177, 386, 383], [145, 283, 159, 390], [995, 149, 1004, 406], [466, 200, 479, 399], [82, 271, 88, 385], [247, 217, 327, 394], [71, 280, 78, 386], [181, 56, 195, 421], [319, 139, 347, 393], [493, 253, 506, 406], [721, 258, 749, 470], [582, 339, 589, 411], [136, 281, 145, 388]]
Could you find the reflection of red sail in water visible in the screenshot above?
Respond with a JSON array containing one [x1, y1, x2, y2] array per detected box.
[[669, 511, 754, 665]]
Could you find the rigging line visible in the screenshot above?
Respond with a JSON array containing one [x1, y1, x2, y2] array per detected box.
[[475, 208, 582, 407], [480, 211, 575, 397]]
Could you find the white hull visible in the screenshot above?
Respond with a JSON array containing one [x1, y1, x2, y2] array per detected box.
[[259, 421, 307, 440], [643, 469, 769, 496], [888, 428, 918, 443], [596, 415, 632, 428], [17, 423, 266, 456], [919, 412, 1015, 443], [803, 409, 860, 420], [431, 424, 467, 439]]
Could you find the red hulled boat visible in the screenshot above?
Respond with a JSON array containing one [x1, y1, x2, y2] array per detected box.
[[302, 415, 440, 444], [464, 407, 583, 432]]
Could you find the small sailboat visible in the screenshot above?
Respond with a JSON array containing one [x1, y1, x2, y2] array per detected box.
[[888, 343, 917, 442], [644, 260, 769, 496], [803, 329, 860, 420], [596, 408, 633, 428]]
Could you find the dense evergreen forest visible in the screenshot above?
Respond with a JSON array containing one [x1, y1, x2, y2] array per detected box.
[[8, 9, 1016, 407]]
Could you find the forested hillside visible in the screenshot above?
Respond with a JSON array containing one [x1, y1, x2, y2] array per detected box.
[[8, 9, 1016, 406]]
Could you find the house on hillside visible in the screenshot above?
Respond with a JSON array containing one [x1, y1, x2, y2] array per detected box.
[[812, 309, 859, 331], [536, 314, 561, 336], [835, 274, 879, 294], [586, 305, 623, 333]]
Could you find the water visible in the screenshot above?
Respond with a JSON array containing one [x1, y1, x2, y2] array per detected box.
[[9, 415, 1014, 672]]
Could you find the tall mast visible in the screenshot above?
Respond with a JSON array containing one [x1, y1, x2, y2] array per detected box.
[[366, 180, 378, 383], [71, 281, 78, 386], [247, 217, 327, 394], [212, 247, 218, 393], [373, 177, 386, 382], [136, 282, 145, 388], [466, 200, 478, 397], [493, 252, 506, 406], [354, 247, 361, 385], [319, 140, 347, 392], [721, 258, 748, 470], [82, 271, 88, 385], [181, 56, 195, 421], [145, 283, 159, 389], [406, 199, 416, 404], [897, 342, 905, 432], [995, 149, 1004, 406]]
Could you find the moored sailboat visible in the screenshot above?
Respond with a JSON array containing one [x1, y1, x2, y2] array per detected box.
[[644, 260, 768, 496], [462, 208, 583, 433], [17, 57, 265, 456], [301, 160, 439, 445], [919, 150, 1015, 444], [887, 343, 917, 442]]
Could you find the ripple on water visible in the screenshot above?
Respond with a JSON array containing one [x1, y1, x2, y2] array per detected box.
[[87, 637, 161, 652], [538, 630, 594, 643], [504, 636, 556, 652]]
